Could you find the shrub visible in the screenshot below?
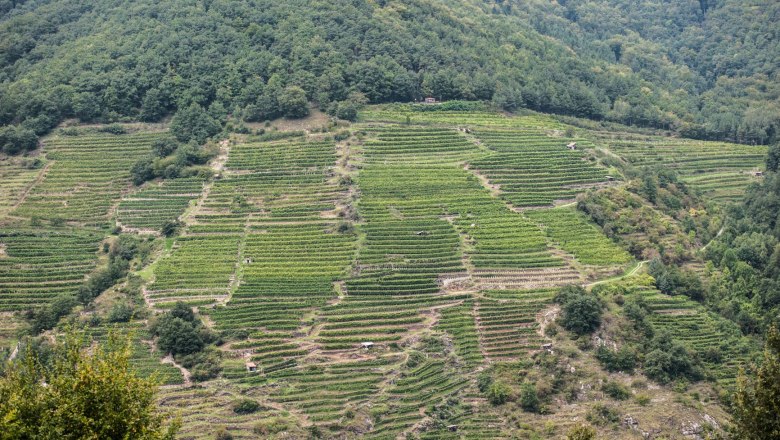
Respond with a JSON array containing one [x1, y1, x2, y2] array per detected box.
[[487, 381, 511, 405], [107, 303, 133, 323], [232, 398, 261, 415], [602, 381, 630, 400], [406, 351, 426, 368], [586, 403, 620, 426], [556, 285, 603, 335], [477, 372, 493, 393], [152, 137, 179, 158], [214, 427, 233, 440], [595, 345, 637, 373], [519, 382, 540, 412], [154, 316, 203, 356], [635, 393, 651, 406], [561, 295, 603, 335], [171, 104, 221, 144], [566, 424, 597, 440], [277, 86, 309, 119], [97, 124, 126, 135]]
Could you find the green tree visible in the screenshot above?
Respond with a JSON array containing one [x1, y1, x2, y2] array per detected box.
[[561, 294, 603, 335], [277, 86, 309, 119], [0, 330, 179, 439], [731, 326, 780, 439], [170, 104, 221, 144]]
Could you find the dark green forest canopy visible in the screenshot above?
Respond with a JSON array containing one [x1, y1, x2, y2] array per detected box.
[[0, 0, 777, 147]]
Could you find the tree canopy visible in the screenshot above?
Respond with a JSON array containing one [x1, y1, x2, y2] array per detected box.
[[0, 0, 777, 152], [0, 330, 179, 439]]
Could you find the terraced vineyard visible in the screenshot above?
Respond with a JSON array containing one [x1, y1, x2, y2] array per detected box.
[[0, 110, 766, 439], [469, 130, 609, 207], [0, 229, 102, 311], [629, 285, 756, 387], [594, 133, 766, 203], [0, 157, 42, 219], [13, 133, 161, 225], [118, 177, 205, 231]]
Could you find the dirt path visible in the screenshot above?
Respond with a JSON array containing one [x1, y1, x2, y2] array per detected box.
[[12, 161, 52, 210], [161, 353, 192, 386], [700, 226, 725, 252], [586, 260, 648, 288]]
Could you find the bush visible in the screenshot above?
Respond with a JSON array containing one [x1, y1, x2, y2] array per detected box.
[[602, 381, 630, 400], [151, 137, 179, 158], [97, 124, 126, 135], [487, 381, 511, 405], [566, 424, 597, 440], [161, 220, 183, 237], [406, 351, 426, 368], [586, 403, 620, 426], [232, 398, 261, 415], [595, 345, 638, 373], [561, 295, 603, 335], [214, 427, 233, 440], [635, 393, 651, 406], [154, 316, 203, 356], [519, 382, 540, 412], [107, 303, 133, 323]]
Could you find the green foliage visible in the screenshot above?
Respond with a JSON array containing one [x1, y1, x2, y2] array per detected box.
[[107, 303, 134, 323], [731, 326, 780, 440], [556, 286, 603, 335], [0, 0, 777, 150], [0, 126, 38, 154], [154, 316, 203, 356], [170, 104, 221, 144], [586, 403, 620, 426], [152, 137, 180, 158], [595, 345, 638, 373], [487, 381, 511, 405], [0, 329, 179, 439], [277, 86, 309, 119], [601, 381, 630, 400], [566, 424, 597, 440], [643, 332, 702, 384], [519, 381, 540, 413], [232, 398, 262, 415]]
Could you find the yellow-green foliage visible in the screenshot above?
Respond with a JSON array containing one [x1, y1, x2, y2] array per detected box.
[[0, 329, 179, 439]]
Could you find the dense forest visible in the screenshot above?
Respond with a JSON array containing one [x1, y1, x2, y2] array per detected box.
[[0, 0, 778, 154]]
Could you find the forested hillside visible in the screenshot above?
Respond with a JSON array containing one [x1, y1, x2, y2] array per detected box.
[[0, 0, 778, 155]]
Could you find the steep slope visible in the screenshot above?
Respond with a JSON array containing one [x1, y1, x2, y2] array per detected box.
[[0, 0, 777, 149]]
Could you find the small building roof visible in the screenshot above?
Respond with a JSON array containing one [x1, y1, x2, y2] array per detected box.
[[246, 362, 257, 368]]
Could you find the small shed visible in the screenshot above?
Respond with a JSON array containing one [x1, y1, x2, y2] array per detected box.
[[361, 341, 374, 350], [542, 343, 554, 353], [447, 425, 458, 432], [424, 97, 437, 104], [753, 171, 764, 177], [567, 142, 577, 150], [246, 362, 257, 373], [605, 175, 615, 182]]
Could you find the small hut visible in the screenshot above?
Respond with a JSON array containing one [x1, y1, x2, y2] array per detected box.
[[605, 175, 615, 182], [361, 341, 375, 350], [246, 362, 257, 373], [753, 171, 765, 177], [424, 97, 437, 104], [566, 142, 577, 150]]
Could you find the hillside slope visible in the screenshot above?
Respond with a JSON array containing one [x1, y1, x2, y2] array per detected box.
[[0, 0, 777, 147]]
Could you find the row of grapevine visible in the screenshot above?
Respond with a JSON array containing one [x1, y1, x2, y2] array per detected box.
[[14, 133, 161, 226], [0, 229, 101, 311]]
